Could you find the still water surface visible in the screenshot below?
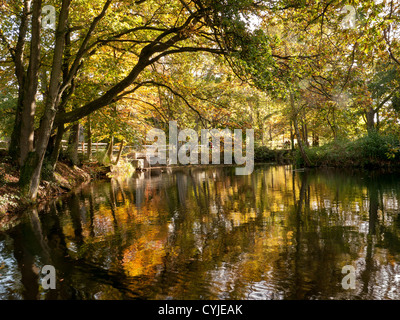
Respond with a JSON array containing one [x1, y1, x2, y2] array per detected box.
[[1, 165, 400, 300]]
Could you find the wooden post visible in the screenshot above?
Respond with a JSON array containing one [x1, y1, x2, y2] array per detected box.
[[114, 140, 125, 165]]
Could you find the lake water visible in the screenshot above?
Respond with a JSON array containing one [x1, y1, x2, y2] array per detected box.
[[1, 164, 400, 300]]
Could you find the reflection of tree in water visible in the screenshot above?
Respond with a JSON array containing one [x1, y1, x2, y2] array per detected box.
[[285, 170, 400, 300], [3, 166, 400, 299]]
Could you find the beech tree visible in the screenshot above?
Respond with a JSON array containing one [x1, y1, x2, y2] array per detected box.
[[0, 0, 268, 200]]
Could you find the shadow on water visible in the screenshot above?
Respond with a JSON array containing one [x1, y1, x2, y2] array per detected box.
[[2, 165, 400, 300]]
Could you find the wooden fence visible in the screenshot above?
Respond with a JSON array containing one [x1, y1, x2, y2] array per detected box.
[[0, 141, 7, 150]]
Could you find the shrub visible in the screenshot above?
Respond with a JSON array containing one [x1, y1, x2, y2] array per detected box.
[[0, 193, 20, 215], [254, 146, 275, 163], [94, 150, 111, 166], [356, 131, 399, 161], [295, 133, 400, 168], [41, 160, 55, 181]]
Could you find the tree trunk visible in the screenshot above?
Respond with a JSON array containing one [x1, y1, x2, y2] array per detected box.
[[49, 124, 65, 170], [294, 116, 312, 167], [38, 125, 64, 182], [114, 140, 124, 165], [87, 116, 92, 160], [19, 0, 42, 166], [106, 135, 114, 163], [312, 131, 319, 147], [326, 115, 336, 140], [67, 123, 80, 166], [19, 0, 71, 201], [376, 110, 380, 131], [9, 96, 24, 165], [290, 120, 295, 151], [290, 92, 312, 167], [303, 121, 309, 147], [366, 107, 376, 133], [8, 0, 31, 165]]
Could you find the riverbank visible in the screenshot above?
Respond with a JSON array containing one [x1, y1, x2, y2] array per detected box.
[[294, 133, 400, 169], [0, 152, 113, 228]]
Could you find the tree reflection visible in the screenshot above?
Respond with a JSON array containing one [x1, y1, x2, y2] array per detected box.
[[3, 166, 400, 299]]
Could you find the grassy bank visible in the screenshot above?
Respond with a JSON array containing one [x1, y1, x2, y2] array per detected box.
[[0, 150, 121, 220], [295, 132, 400, 168], [254, 145, 293, 164]]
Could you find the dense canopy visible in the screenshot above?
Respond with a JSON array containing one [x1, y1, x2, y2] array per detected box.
[[0, 0, 400, 200]]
